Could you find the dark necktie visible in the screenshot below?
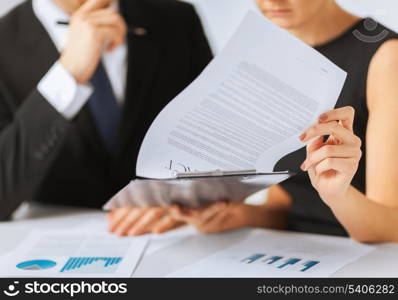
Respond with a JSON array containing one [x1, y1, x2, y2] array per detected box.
[[88, 62, 121, 154]]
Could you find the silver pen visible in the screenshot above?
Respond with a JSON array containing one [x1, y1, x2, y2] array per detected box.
[[175, 169, 291, 179]]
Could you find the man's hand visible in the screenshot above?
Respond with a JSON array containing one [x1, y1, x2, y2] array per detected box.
[[59, 0, 127, 84], [170, 202, 255, 234], [108, 206, 184, 237]]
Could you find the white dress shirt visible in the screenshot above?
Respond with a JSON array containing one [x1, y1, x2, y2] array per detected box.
[[33, 0, 128, 120]]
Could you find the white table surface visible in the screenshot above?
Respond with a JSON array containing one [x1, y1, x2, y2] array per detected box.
[[0, 203, 397, 277]]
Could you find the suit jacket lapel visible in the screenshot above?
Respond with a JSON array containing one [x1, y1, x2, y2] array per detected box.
[[116, 0, 160, 158]]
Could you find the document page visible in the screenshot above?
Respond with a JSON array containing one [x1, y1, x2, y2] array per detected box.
[[167, 229, 375, 278], [0, 229, 149, 278], [136, 11, 347, 179]]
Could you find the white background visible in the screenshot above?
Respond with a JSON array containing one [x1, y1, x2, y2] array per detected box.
[[1, 0, 398, 53]]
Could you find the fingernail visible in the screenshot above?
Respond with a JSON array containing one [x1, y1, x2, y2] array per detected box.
[[319, 114, 327, 122], [300, 162, 307, 171], [299, 132, 306, 141]]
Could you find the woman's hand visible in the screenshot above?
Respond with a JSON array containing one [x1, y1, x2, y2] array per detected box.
[[299, 106, 362, 204], [107, 206, 183, 236], [171, 202, 261, 234]]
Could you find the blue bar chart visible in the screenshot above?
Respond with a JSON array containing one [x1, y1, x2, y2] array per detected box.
[[241, 253, 320, 273], [241, 254, 265, 264], [263, 256, 283, 265], [278, 258, 301, 269], [60, 257, 123, 274], [301, 260, 320, 272]]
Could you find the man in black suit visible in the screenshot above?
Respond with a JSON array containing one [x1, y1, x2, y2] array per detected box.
[[0, 0, 212, 221]]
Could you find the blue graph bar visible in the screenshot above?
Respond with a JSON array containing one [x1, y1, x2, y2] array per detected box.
[[70, 258, 79, 270], [301, 261, 320, 272], [241, 254, 265, 264], [278, 258, 301, 269], [105, 257, 115, 267], [104, 258, 110, 268], [77, 259, 84, 269], [61, 260, 69, 272], [82, 257, 89, 267], [262, 256, 283, 265], [60, 257, 123, 273]]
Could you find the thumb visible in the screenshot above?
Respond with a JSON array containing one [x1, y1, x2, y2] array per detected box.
[[170, 205, 193, 222]]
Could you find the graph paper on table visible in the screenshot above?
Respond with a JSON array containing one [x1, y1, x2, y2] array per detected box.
[[168, 229, 375, 277], [0, 229, 149, 278]]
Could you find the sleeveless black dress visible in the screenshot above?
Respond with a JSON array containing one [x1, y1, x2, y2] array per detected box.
[[274, 19, 398, 236]]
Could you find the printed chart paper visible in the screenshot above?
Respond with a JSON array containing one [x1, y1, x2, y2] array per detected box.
[[0, 229, 149, 278], [167, 229, 375, 277]]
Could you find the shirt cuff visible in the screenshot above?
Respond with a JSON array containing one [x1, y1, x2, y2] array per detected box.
[[37, 62, 93, 120]]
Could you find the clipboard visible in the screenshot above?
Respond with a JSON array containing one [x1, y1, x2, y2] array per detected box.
[[138, 169, 293, 180], [104, 170, 294, 210], [179, 169, 292, 179]]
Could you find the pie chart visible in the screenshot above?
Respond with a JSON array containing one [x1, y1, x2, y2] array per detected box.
[[16, 259, 57, 271]]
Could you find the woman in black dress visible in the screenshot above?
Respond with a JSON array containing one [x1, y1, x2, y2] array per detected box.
[[109, 0, 398, 242], [168, 0, 398, 243]]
